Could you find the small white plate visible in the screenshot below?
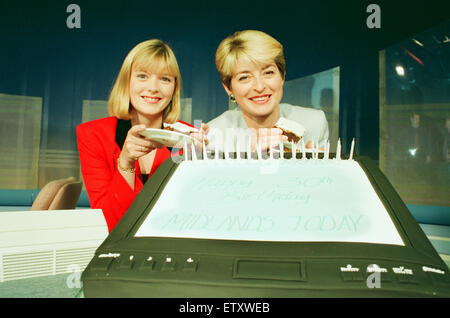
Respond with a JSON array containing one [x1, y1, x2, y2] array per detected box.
[[139, 128, 194, 148]]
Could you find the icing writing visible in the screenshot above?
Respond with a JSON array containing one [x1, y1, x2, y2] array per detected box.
[[221, 190, 311, 204], [160, 213, 365, 233], [290, 215, 364, 232], [192, 175, 333, 191]]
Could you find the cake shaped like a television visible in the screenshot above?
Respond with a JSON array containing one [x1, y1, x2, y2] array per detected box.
[[81, 144, 450, 297]]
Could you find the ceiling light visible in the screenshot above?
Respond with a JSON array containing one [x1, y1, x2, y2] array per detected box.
[[395, 65, 405, 76], [412, 38, 424, 47]]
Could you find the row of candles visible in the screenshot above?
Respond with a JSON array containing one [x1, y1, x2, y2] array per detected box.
[[182, 137, 356, 161]]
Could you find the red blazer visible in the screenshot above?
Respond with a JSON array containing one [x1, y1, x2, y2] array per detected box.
[[77, 117, 190, 232]]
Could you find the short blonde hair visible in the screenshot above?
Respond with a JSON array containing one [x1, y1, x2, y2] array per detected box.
[[215, 30, 286, 89], [108, 39, 181, 123]]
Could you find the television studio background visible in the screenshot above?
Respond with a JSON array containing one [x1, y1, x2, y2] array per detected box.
[[0, 0, 448, 297]]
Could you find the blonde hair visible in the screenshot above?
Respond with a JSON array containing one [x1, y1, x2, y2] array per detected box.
[[215, 30, 286, 89], [107, 39, 181, 123]]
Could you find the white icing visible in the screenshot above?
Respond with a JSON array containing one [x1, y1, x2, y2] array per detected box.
[[134, 159, 404, 246], [275, 117, 306, 137]]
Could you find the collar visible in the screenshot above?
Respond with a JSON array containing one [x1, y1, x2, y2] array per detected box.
[[115, 119, 131, 149]]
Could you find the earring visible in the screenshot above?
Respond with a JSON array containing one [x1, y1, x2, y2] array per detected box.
[[229, 94, 236, 103]]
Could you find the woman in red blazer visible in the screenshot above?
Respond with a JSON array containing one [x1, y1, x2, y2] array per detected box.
[[77, 39, 192, 232]]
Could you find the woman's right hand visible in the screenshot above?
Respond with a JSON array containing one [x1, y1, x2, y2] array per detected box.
[[190, 123, 209, 150], [118, 124, 164, 169]]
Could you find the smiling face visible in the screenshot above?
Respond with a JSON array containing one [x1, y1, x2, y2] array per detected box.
[[224, 57, 284, 126], [129, 63, 175, 124]]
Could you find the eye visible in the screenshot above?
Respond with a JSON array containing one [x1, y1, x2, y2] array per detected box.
[[161, 76, 172, 83], [137, 73, 147, 80], [264, 69, 275, 76], [238, 75, 249, 81]]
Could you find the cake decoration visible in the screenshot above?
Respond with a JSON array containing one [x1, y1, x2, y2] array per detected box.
[[181, 135, 355, 162]]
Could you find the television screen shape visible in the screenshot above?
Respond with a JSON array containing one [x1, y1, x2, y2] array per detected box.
[[81, 153, 450, 297]]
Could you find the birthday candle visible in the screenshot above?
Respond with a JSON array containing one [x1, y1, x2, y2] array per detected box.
[[312, 141, 319, 160], [350, 138, 355, 160], [337, 138, 341, 160], [301, 139, 306, 160], [257, 140, 262, 160], [214, 142, 218, 161], [313, 140, 317, 160], [202, 139, 207, 160], [191, 142, 197, 161], [183, 142, 188, 161], [315, 141, 319, 160], [325, 140, 328, 160], [327, 140, 330, 160], [291, 141, 295, 160]]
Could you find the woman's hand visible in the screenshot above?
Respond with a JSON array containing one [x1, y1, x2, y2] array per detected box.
[[190, 123, 209, 150], [118, 124, 164, 169], [251, 128, 287, 152]]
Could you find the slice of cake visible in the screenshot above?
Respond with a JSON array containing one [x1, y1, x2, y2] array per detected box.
[[163, 122, 199, 135], [274, 117, 306, 144], [164, 122, 207, 146]]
